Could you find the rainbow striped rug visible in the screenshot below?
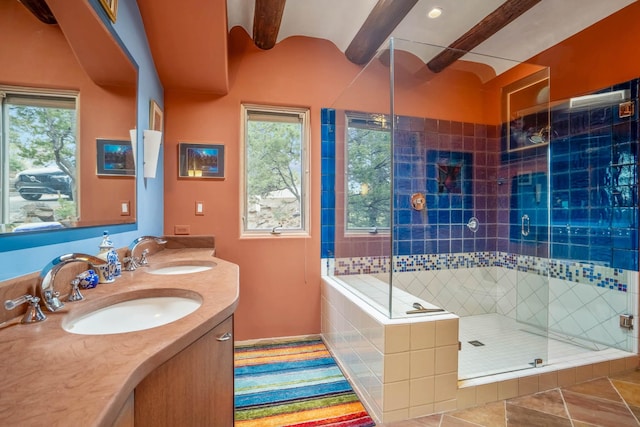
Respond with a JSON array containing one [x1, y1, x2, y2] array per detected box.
[[234, 337, 376, 427]]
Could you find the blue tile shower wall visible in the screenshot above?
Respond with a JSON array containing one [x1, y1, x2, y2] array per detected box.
[[321, 108, 336, 258], [322, 76, 640, 272], [321, 109, 500, 259], [549, 79, 639, 270]]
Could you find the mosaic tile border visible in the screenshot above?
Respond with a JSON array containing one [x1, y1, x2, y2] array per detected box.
[[331, 252, 630, 293]]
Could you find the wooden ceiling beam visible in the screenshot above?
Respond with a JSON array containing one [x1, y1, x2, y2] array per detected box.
[[346, 0, 419, 65], [427, 0, 541, 73], [18, 0, 56, 24], [253, 0, 286, 50]]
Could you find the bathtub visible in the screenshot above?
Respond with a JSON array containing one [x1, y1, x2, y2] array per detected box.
[[321, 271, 639, 424], [321, 275, 460, 423]]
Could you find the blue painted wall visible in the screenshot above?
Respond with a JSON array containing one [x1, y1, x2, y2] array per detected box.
[[0, 0, 164, 281]]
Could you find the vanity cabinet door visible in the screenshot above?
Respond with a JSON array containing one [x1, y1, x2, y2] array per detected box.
[[134, 316, 234, 426]]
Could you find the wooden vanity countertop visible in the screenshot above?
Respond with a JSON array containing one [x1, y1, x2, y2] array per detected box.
[[0, 247, 239, 427]]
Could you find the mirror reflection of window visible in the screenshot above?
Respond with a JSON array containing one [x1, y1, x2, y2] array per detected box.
[[345, 112, 391, 232], [0, 87, 78, 232]]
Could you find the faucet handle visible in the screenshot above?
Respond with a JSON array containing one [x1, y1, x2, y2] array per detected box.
[[4, 294, 47, 324], [138, 249, 150, 266], [67, 278, 84, 302]]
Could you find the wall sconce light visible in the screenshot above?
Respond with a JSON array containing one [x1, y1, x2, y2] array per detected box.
[[129, 129, 138, 173], [569, 89, 629, 109], [143, 130, 162, 178]]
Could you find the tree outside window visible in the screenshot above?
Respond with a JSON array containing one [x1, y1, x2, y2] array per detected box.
[[242, 105, 309, 234], [346, 114, 391, 231]]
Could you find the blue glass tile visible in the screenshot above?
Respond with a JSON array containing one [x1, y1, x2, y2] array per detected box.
[[396, 241, 411, 256], [462, 239, 474, 252], [424, 240, 437, 254], [412, 226, 425, 240], [570, 227, 589, 245], [321, 191, 335, 209], [396, 178, 412, 191], [397, 226, 411, 241], [552, 226, 569, 243], [321, 209, 334, 227], [395, 195, 411, 210], [451, 209, 462, 223], [570, 171, 589, 188], [437, 210, 450, 224], [612, 249, 638, 270], [321, 157, 335, 176], [411, 210, 426, 225], [589, 245, 610, 263], [396, 209, 412, 224], [552, 243, 569, 259], [438, 239, 451, 253], [437, 225, 451, 239], [321, 243, 333, 259], [613, 228, 636, 249], [321, 174, 334, 192], [589, 106, 612, 129], [411, 240, 424, 255], [569, 245, 589, 261], [552, 172, 570, 190]]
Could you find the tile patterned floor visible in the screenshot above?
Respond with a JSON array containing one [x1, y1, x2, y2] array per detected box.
[[378, 370, 640, 427]]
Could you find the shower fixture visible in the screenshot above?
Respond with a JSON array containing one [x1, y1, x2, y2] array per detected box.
[[411, 193, 426, 211], [467, 217, 479, 233]]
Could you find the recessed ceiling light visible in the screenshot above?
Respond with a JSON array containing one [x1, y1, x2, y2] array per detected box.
[[428, 7, 442, 19]]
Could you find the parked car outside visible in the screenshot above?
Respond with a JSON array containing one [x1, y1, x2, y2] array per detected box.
[[12, 166, 73, 201]]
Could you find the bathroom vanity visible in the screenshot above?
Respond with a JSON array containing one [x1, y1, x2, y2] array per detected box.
[[0, 237, 239, 427]]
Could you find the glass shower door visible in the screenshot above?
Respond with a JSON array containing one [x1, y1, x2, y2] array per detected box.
[[510, 169, 551, 370]]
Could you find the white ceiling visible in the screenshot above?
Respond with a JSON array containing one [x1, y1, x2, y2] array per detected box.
[[227, 0, 636, 75]]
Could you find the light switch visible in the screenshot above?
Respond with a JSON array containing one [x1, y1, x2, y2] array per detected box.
[[120, 200, 130, 216], [195, 201, 204, 216]]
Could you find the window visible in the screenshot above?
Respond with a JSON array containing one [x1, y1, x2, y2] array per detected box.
[[241, 104, 310, 235], [0, 86, 78, 231], [345, 112, 391, 232]]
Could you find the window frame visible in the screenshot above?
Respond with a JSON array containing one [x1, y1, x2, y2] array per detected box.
[[344, 111, 392, 236], [240, 103, 310, 238], [0, 85, 79, 228]]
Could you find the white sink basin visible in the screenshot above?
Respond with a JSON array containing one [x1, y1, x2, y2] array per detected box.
[[63, 296, 201, 335], [147, 260, 216, 275]]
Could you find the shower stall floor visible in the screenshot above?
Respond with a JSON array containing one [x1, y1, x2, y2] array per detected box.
[[459, 313, 633, 380]]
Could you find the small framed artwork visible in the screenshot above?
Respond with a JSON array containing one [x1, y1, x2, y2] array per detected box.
[[98, 0, 118, 23], [96, 139, 135, 176], [150, 100, 163, 132], [179, 143, 225, 179]]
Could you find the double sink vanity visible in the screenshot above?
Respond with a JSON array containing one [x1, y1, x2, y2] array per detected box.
[[0, 235, 239, 426]]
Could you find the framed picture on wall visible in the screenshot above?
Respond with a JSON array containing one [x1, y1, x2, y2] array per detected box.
[[96, 139, 135, 176], [150, 100, 163, 132], [98, 0, 118, 23], [178, 143, 225, 179]]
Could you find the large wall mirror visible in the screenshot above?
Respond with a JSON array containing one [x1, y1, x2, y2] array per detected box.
[[0, 0, 137, 239]]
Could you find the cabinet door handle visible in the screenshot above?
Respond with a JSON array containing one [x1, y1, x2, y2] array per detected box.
[[216, 332, 232, 341]]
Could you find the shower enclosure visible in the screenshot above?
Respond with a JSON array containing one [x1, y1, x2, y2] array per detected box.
[[321, 38, 638, 380]]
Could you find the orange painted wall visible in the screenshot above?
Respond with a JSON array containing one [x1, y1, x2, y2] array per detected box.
[[526, 1, 640, 101], [2, 1, 136, 224]]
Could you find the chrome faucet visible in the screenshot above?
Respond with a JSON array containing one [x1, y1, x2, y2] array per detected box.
[[124, 236, 167, 271], [38, 253, 107, 312]]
